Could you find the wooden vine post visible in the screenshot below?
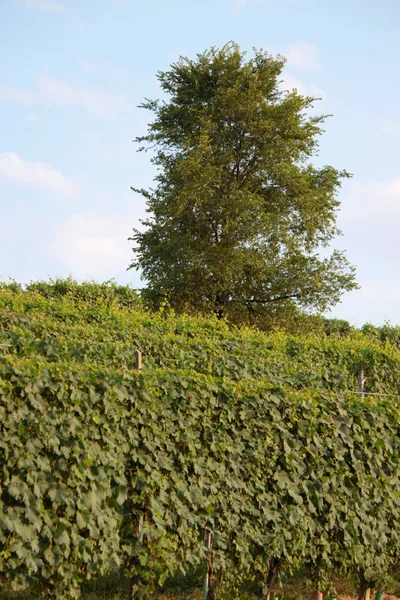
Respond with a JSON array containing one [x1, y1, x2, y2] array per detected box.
[[265, 559, 280, 600], [357, 575, 371, 600], [204, 529, 214, 600], [357, 365, 366, 398], [357, 369, 371, 600], [134, 350, 143, 371], [128, 349, 143, 600]]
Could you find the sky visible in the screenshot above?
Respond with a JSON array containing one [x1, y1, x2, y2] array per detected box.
[[1, 0, 399, 326]]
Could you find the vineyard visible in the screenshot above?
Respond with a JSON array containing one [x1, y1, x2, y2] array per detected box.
[[1, 280, 400, 599]]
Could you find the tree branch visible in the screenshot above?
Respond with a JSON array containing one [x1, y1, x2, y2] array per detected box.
[[239, 293, 302, 305]]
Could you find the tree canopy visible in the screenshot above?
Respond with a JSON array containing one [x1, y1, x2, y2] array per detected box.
[[130, 42, 357, 328]]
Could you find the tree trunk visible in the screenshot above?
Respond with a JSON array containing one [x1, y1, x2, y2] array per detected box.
[[215, 294, 224, 320], [264, 559, 280, 600], [128, 578, 133, 600], [357, 573, 370, 600], [128, 574, 141, 600], [206, 579, 217, 600]]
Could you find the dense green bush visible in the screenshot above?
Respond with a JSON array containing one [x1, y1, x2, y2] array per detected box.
[[1, 281, 400, 598]]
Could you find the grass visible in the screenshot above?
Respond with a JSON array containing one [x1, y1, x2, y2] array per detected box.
[[0, 571, 364, 600]]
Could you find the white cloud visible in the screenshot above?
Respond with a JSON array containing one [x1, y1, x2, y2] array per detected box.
[[77, 58, 111, 74], [77, 59, 126, 85], [0, 85, 40, 105], [310, 85, 328, 101], [280, 72, 307, 96], [280, 72, 328, 101], [0, 221, 9, 236], [0, 152, 79, 196], [232, 0, 251, 9], [12, 0, 64, 11], [34, 70, 133, 119], [358, 281, 400, 303], [51, 213, 136, 279], [379, 118, 396, 135], [286, 41, 321, 70], [82, 132, 136, 164], [329, 279, 400, 326], [332, 176, 400, 325], [0, 70, 133, 120], [341, 177, 400, 222], [233, 0, 307, 11]]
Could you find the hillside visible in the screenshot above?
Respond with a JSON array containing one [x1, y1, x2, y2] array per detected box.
[[1, 280, 400, 600], [1, 279, 400, 395]]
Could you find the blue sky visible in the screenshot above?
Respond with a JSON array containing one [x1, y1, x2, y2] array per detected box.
[[1, 0, 399, 325]]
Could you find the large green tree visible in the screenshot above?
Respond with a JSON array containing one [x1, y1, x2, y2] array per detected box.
[[129, 43, 357, 328]]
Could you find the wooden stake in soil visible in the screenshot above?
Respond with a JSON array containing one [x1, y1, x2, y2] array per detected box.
[[264, 559, 280, 600], [357, 574, 370, 600], [357, 366, 366, 398], [134, 349, 142, 371], [354, 467, 369, 600], [204, 530, 212, 600]]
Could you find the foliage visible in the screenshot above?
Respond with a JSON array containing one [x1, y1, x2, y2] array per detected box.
[[129, 43, 357, 328], [362, 322, 400, 349], [1, 281, 400, 598], [0, 357, 125, 598], [321, 317, 354, 337], [25, 277, 141, 310]]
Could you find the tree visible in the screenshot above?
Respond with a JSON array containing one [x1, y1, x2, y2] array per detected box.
[[129, 43, 357, 328]]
